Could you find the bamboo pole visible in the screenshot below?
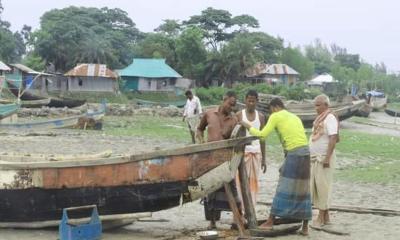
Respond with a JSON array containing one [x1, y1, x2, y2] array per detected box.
[[238, 157, 258, 229], [258, 201, 400, 216]]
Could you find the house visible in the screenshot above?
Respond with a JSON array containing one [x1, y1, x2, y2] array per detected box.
[[0, 61, 11, 92], [64, 64, 118, 92], [245, 63, 299, 85], [5, 63, 54, 95], [307, 73, 337, 86], [119, 58, 182, 92]]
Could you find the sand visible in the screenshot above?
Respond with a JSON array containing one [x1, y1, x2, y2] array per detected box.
[[0, 113, 399, 240]]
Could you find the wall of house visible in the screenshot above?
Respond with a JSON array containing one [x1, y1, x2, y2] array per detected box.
[[137, 77, 175, 91], [68, 76, 116, 92]]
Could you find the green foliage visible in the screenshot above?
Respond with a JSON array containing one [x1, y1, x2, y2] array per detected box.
[[305, 39, 334, 74], [34, 6, 140, 71], [195, 86, 226, 104], [22, 52, 46, 71], [57, 91, 130, 103], [281, 47, 314, 81], [176, 26, 207, 80]]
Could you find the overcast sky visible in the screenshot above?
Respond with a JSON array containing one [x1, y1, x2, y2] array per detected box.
[[2, 0, 399, 73]]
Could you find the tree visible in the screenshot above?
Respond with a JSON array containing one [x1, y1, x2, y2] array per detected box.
[[154, 19, 181, 36], [281, 47, 314, 81], [184, 7, 233, 50], [231, 14, 259, 32], [176, 26, 207, 80], [33, 6, 140, 71], [249, 32, 283, 63], [305, 39, 333, 74]]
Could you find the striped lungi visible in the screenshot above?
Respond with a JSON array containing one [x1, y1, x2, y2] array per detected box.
[[270, 146, 312, 220]]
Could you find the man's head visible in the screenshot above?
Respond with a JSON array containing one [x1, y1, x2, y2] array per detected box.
[[185, 90, 193, 100], [221, 91, 237, 114], [245, 89, 258, 112], [314, 94, 330, 114], [269, 97, 285, 113]]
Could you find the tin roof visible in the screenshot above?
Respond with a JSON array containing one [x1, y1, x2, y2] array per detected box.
[[119, 58, 182, 78], [0, 61, 11, 71], [9, 63, 53, 76], [246, 63, 299, 77], [64, 64, 118, 79]]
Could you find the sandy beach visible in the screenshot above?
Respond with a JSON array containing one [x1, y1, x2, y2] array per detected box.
[[0, 113, 399, 240]]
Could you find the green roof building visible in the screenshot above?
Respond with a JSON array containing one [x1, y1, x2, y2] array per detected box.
[[119, 58, 182, 91]]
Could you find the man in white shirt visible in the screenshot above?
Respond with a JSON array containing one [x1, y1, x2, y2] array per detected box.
[[309, 94, 339, 228], [183, 90, 202, 143]]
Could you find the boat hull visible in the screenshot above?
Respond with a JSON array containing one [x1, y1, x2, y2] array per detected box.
[[0, 137, 253, 224], [385, 109, 400, 117]]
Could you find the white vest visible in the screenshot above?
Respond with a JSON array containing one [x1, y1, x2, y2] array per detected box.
[[242, 109, 261, 153]]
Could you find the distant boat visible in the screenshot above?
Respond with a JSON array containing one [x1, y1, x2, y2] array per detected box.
[[0, 103, 19, 119], [7, 81, 86, 108], [0, 103, 105, 130], [134, 98, 186, 108], [0, 98, 51, 108], [366, 90, 387, 111], [0, 136, 254, 226], [384, 108, 400, 117], [238, 98, 365, 128]]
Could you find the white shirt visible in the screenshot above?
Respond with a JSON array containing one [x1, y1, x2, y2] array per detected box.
[[309, 113, 338, 156], [242, 109, 261, 153], [183, 96, 202, 117]]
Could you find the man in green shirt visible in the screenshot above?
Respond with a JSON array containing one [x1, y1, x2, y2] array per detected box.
[[241, 97, 312, 236]]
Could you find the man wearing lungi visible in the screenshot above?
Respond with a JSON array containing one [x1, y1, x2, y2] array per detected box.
[[309, 94, 339, 227], [197, 91, 242, 229], [235, 90, 266, 209], [241, 97, 312, 236]]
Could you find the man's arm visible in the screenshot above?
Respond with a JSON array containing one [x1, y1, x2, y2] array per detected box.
[[323, 135, 338, 168], [196, 112, 208, 143], [259, 113, 267, 173], [323, 114, 339, 168], [196, 97, 203, 115]]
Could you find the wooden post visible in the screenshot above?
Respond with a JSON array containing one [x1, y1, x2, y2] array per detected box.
[[238, 156, 258, 229], [223, 183, 246, 237]]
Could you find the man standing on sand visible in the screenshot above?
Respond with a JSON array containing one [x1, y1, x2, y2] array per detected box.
[[183, 90, 202, 143], [309, 94, 339, 228], [241, 97, 312, 236], [197, 90, 241, 229], [235, 90, 267, 208]]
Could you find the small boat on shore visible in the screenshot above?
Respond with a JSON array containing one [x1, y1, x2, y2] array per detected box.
[[0, 103, 19, 119], [384, 108, 400, 117], [7, 81, 86, 108], [0, 136, 254, 227], [0, 103, 105, 130], [367, 90, 387, 111]]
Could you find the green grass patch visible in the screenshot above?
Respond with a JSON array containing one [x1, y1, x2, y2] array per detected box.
[[387, 102, 400, 111], [103, 116, 190, 143]]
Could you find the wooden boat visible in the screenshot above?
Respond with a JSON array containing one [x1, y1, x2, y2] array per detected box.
[[0, 103, 19, 119], [354, 102, 373, 118], [0, 104, 105, 130], [0, 136, 254, 226], [0, 98, 51, 108], [134, 98, 186, 108], [238, 100, 365, 128], [385, 108, 400, 117], [7, 81, 86, 108]]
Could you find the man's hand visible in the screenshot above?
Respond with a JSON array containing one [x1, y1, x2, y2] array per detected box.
[[240, 120, 251, 130], [261, 161, 267, 173], [196, 130, 204, 143], [323, 157, 330, 168]]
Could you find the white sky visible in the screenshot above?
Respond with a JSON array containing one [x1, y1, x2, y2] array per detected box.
[[2, 0, 399, 73]]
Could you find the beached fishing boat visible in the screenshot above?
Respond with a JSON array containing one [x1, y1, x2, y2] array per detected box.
[[0, 103, 19, 119], [0, 98, 51, 108], [0, 136, 254, 227], [0, 104, 105, 129], [7, 81, 86, 108], [384, 108, 400, 117], [238, 99, 365, 128], [366, 90, 387, 111]]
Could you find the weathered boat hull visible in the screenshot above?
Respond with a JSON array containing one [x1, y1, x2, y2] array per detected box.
[[7, 81, 86, 108], [0, 103, 19, 119], [0, 136, 253, 224], [385, 108, 400, 117], [0, 104, 105, 129], [371, 97, 387, 111]]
